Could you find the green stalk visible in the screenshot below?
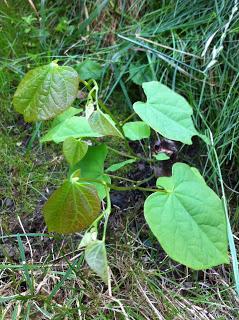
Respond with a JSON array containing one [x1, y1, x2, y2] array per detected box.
[[209, 131, 239, 296], [77, 177, 164, 193]]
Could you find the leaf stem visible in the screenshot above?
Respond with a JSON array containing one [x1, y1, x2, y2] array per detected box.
[[77, 177, 164, 193], [107, 146, 137, 160]]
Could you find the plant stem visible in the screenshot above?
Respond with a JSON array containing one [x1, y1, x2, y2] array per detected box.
[[107, 174, 138, 183], [108, 146, 156, 163], [209, 131, 239, 296], [77, 177, 164, 193], [107, 146, 137, 159], [120, 112, 136, 126], [80, 80, 136, 156], [102, 190, 111, 242]]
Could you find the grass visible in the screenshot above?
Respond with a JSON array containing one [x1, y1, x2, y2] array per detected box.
[[1, 0, 239, 318]]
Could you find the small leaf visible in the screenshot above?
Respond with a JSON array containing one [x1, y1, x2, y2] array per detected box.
[[144, 162, 229, 270], [106, 159, 136, 172], [63, 137, 88, 166], [43, 181, 101, 234], [13, 61, 79, 122], [75, 144, 110, 199], [41, 116, 102, 143], [123, 121, 150, 141], [51, 107, 82, 127], [133, 81, 199, 144], [79, 227, 98, 248], [85, 240, 109, 284], [154, 153, 170, 161], [75, 61, 102, 80], [88, 110, 123, 138], [129, 63, 152, 85]]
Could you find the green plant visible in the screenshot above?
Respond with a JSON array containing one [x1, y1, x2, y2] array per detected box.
[[13, 61, 230, 285]]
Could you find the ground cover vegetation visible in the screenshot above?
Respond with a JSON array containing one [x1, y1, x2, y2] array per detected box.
[[1, 0, 239, 319]]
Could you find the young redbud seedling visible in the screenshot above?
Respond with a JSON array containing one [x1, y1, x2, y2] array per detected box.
[[13, 61, 229, 285]]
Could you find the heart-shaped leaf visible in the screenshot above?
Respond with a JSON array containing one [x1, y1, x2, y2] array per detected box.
[[133, 82, 199, 144], [88, 110, 123, 138], [63, 137, 88, 166], [122, 121, 150, 141], [43, 180, 101, 234], [85, 240, 109, 284], [13, 61, 79, 122], [144, 162, 229, 269]]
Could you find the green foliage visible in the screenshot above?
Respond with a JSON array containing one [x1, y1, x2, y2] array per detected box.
[[133, 81, 199, 144], [63, 137, 88, 167], [51, 107, 83, 127], [13, 61, 79, 122], [123, 121, 150, 141], [76, 144, 110, 200], [88, 110, 123, 138], [75, 60, 102, 80], [106, 159, 136, 172], [41, 116, 102, 143], [13, 61, 233, 284], [145, 163, 229, 269], [85, 240, 109, 284], [43, 180, 101, 234], [129, 63, 152, 85], [154, 153, 170, 161]]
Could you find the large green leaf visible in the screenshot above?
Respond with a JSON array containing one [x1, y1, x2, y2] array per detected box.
[[63, 137, 88, 166], [13, 61, 79, 122], [88, 110, 123, 138], [133, 82, 199, 144], [76, 144, 110, 199], [75, 60, 102, 80], [41, 116, 102, 143], [43, 180, 101, 234], [122, 121, 150, 141], [144, 163, 229, 269], [85, 240, 109, 284]]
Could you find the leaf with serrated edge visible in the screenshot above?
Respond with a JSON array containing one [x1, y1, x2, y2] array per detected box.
[[144, 162, 229, 269], [89, 110, 123, 138], [43, 181, 101, 234], [13, 61, 79, 122], [123, 121, 150, 141], [85, 240, 109, 284], [63, 137, 88, 166], [133, 81, 199, 144]]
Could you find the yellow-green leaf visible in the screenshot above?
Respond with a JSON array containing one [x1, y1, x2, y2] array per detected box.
[[13, 61, 79, 122], [63, 137, 88, 166], [144, 163, 229, 269], [85, 240, 109, 284], [88, 110, 123, 138]]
